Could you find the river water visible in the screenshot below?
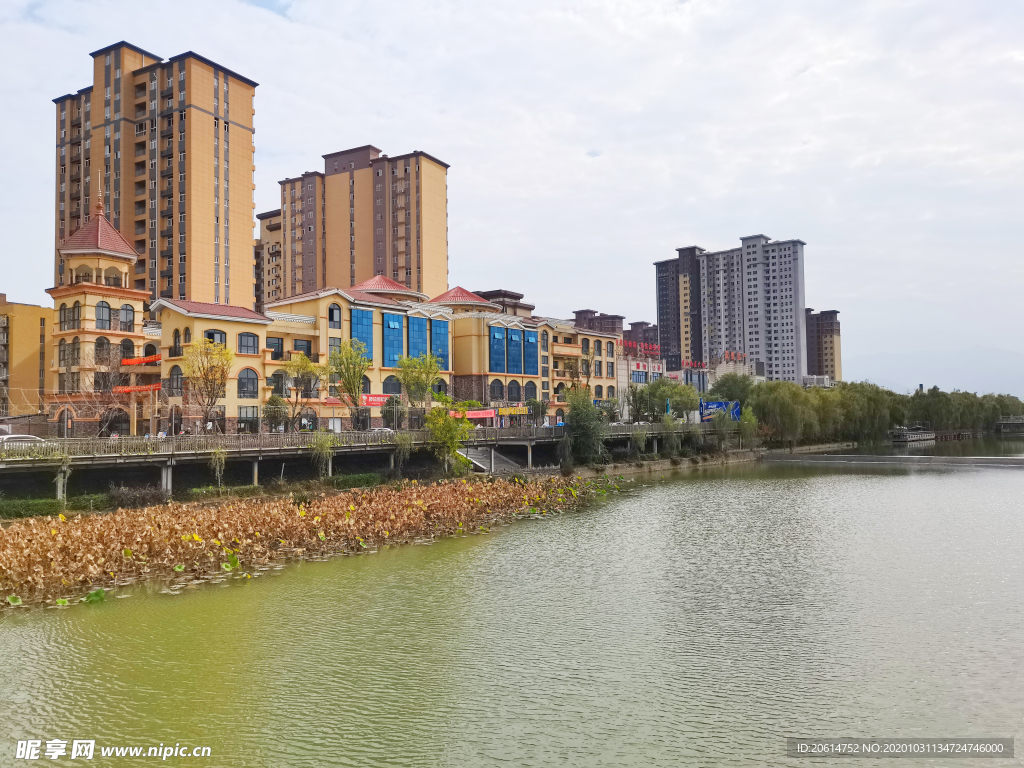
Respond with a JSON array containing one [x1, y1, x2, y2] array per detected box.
[[2, 463, 1023, 767]]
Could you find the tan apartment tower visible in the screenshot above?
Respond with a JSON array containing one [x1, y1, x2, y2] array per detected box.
[[805, 309, 842, 381], [272, 146, 449, 302], [53, 41, 257, 308]]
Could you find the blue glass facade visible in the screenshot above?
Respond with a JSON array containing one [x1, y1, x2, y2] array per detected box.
[[351, 309, 374, 361], [430, 320, 449, 370], [489, 326, 506, 373], [408, 316, 428, 360], [507, 329, 523, 375], [524, 331, 538, 376], [383, 313, 404, 367]]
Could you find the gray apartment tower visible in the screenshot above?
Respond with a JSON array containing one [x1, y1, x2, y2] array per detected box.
[[656, 235, 808, 383]]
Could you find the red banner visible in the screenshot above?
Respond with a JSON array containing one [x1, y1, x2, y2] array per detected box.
[[454, 409, 495, 419], [360, 394, 391, 407], [121, 354, 161, 366], [112, 383, 163, 393]]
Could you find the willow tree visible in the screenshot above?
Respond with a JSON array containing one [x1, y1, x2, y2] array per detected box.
[[182, 337, 234, 433], [329, 340, 371, 430]]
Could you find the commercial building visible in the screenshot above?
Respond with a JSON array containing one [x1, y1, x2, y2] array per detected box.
[[53, 41, 257, 308], [272, 145, 449, 303], [656, 236, 807, 384], [0, 295, 49, 418], [805, 309, 841, 382]]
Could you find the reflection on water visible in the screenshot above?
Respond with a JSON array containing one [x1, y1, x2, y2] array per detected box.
[[843, 435, 1024, 458], [2, 465, 1023, 767]]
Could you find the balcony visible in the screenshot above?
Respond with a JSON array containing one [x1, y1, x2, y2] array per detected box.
[[552, 342, 581, 357], [160, 168, 173, 178], [134, 261, 147, 274], [161, 127, 173, 138], [160, 269, 173, 278], [70, 172, 80, 182], [160, 188, 173, 198], [160, 227, 173, 238], [104, 277, 123, 288], [160, 148, 173, 159], [160, 248, 172, 258], [70, 189, 81, 200], [70, 115, 82, 127], [286, 351, 320, 363], [119, 322, 135, 333], [161, 87, 172, 99], [168, 346, 183, 359]]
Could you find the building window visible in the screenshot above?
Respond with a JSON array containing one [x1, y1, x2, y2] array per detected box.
[[383, 375, 401, 396], [430, 319, 449, 370], [524, 332, 538, 376], [238, 405, 260, 434], [95, 301, 111, 330], [581, 338, 589, 355], [168, 365, 183, 396], [119, 304, 134, 332], [204, 329, 226, 345], [237, 368, 259, 399], [237, 332, 259, 355], [120, 339, 135, 360], [408, 316, 428, 359], [489, 379, 504, 401], [383, 313, 404, 367], [607, 362, 614, 377], [594, 340, 602, 356], [361, 375, 371, 395], [293, 338, 312, 357], [507, 380, 521, 401], [541, 331, 548, 351], [351, 308, 374, 360], [489, 327, 506, 374], [266, 336, 283, 360], [328, 303, 342, 329], [524, 381, 537, 400], [507, 329, 523, 375]]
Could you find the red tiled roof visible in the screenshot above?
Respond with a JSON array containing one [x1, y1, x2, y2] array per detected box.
[[162, 299, 270, 321], [352, 275, 411, 292], [430, 286, 489, 304], [61, 205, 138, 258], [344, 290, 399, 306]]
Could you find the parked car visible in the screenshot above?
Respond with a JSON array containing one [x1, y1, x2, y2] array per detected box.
[[370, 427, 394, 433], [0, 434, 45, 444]]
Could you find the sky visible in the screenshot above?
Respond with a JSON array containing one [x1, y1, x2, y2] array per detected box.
[[1, 0, 1022, 395]]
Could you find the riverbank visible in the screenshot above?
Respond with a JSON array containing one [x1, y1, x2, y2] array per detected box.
[[0, 476, 591, 607], [569, 449, 762, 480]]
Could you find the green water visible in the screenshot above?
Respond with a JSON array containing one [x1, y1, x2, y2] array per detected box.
[[2, 464, 1023, 766]]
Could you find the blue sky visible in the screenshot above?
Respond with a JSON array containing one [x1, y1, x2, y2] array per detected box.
[[1, 0, 1022, 394]]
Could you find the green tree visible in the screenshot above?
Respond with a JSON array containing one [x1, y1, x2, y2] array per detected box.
[[425, 394, 472, 475], [329, 340, 372, 430], [738, 405, 758, 447], [563, 386, 607, 465], [647, 377, 700, 420], [748, 380, 817, 447], [382, 394, 404, 429], [526, 397, 550, 426], [182, 337, 234, 434], [395, 353, 443, 409], [283, 352, 330, 432], [263, 394, 288, 433], [707, 373, 754, 409]]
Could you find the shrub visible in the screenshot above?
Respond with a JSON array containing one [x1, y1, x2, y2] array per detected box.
[[0, 499, 68, 519], [185, 485, 261, 501], [330, 472, 381, 490], [108, 484, 170, 509]]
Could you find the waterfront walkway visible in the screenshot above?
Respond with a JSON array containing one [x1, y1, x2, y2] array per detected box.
[[763, 453, 1024, 469]]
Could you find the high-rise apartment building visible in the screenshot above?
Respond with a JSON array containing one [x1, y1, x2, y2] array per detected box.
[[0, 295, 49, 418], [572, 309, 625, 335], [805, 308, 842, 382], [657, 236, 807, 383], [255, 209, 282, 308], [274, 145, 449, 302], [655, 246, 703, 370], [53, 41, 257, 307]]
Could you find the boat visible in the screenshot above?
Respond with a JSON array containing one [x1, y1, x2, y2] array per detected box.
[[890, 427, 936, 443]]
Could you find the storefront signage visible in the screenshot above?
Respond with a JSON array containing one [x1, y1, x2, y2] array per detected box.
[[631, 361, 649, 372], [497, 406, 528, 416], [454, 409, 496, 419], [360, 394, 391, 407]]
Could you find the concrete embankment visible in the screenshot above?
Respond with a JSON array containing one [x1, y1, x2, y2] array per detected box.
[[762, 454, 1024, 469]]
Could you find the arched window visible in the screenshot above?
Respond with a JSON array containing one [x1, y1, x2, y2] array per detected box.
[[58, 304, 68, 331], [58, 338, 67, 367], [594, 340, 602, 356], [204, 329, 226, 345], [555, 408, 565, 422], [120, 339, 134, 361], [524, 381, 537, 400], [144, 343, 157, 357], [581, 338, 589, 355], [98, 408, 130, 438], [95, 301, 111, 330], [168, 365, 184, 396], [432, 380, 448, 396], [119, 304, 134, 332], [95, 337, 110, 365], [71, 301, 81, 329], [71, 337, 80, 366], [328, 303, 342, 329], [507, 380, 521, 401], [490, 379, 504, 401], [173, 328, 180, 346], [361, 375, 371, 394], [383, 375, 401, 395], [554, 382, 565, 395], [607, 386, 615, 398], [541, 331, 549, 351], [238, 332, 259, 355], [183, 327, 191, 344], [594, 385, 603, 398], [237, 368, 259, 399]]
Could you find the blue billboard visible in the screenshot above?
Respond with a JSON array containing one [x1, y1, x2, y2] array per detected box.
[[700, 399, 740, 422]]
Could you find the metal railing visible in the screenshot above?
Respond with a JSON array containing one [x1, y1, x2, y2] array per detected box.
[[0, 422, 722, 465]]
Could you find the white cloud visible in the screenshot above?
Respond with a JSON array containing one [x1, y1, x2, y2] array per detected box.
[[1, 0, 1022, 393]]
